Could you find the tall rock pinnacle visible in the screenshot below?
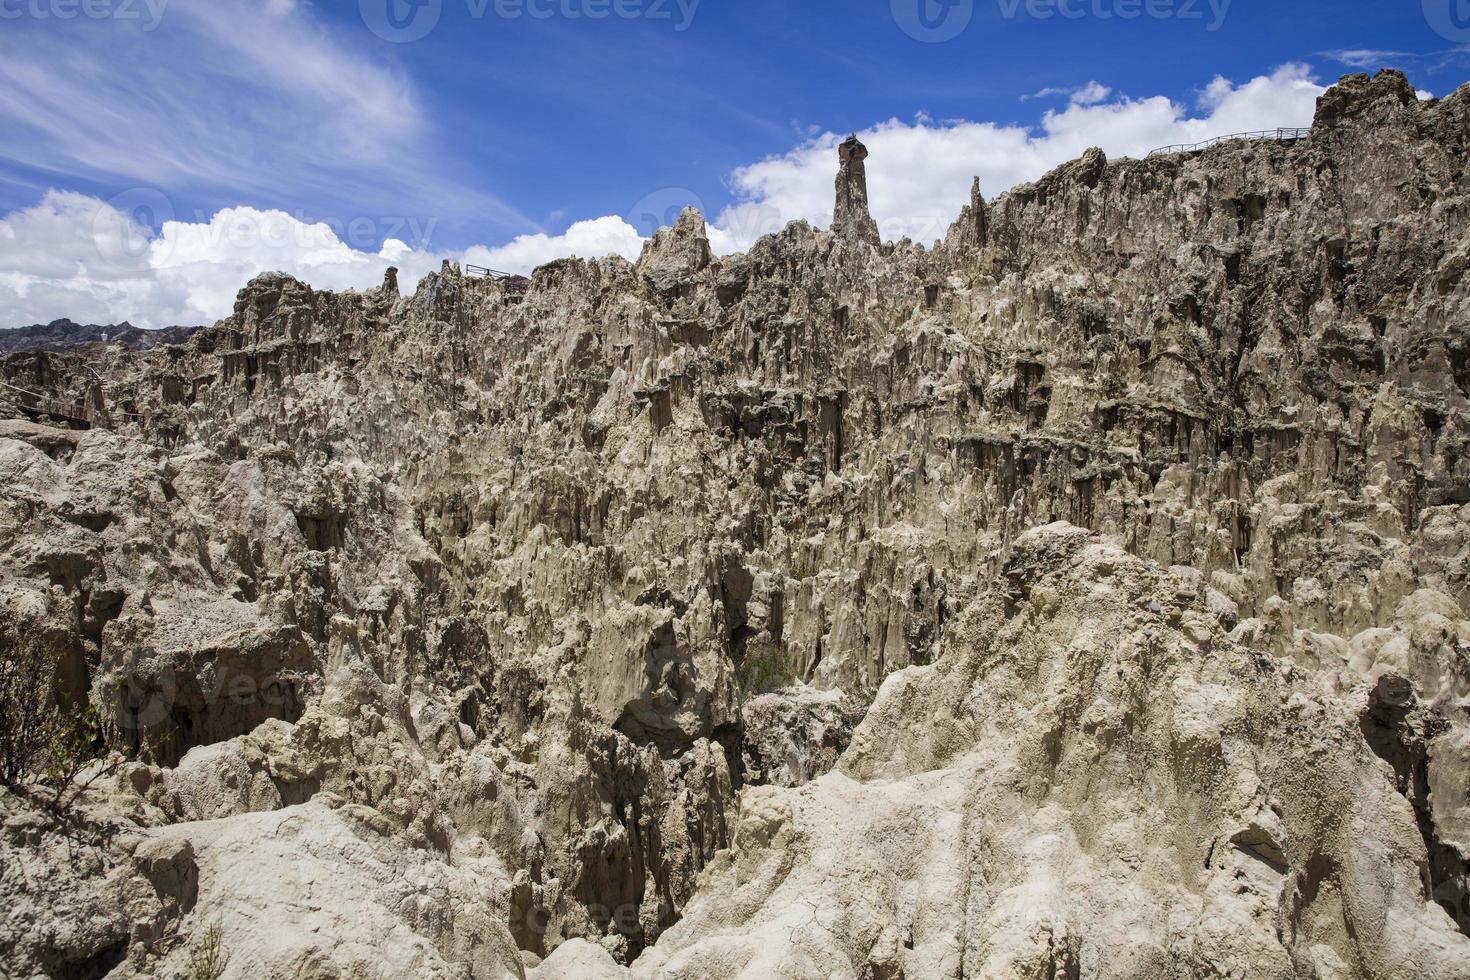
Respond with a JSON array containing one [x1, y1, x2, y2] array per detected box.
[[944, 176, 989, 253], [832, 134, 881, 245]]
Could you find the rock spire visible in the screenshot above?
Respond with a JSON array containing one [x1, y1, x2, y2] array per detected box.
[[832, 134, 881, 245]]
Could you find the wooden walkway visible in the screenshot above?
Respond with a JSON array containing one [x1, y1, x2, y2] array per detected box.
[[2, 379, 92, 429]]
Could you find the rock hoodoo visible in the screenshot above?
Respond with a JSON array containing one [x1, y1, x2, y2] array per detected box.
[[2, 69, 1470, 980], [831, 133, 881, 245]]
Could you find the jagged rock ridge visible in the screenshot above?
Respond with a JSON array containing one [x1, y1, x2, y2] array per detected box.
[[0, 320, 204, 355], [1, 70, 1469, 979]]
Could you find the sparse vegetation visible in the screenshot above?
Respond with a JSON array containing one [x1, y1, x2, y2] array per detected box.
[[737, 644, 796, 696], [186, 923, 230, 980], [0, 619, 125, 813], [0, 623, 66, 788]]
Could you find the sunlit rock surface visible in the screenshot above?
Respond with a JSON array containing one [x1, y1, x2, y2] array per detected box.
[[2, 70, 1469, 979]]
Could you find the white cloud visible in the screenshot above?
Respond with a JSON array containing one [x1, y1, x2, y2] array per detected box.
[[1323, 49, 1412, 69], [712, 63, 1324, 250], [462, 217, 647, 276], [0, 194, 446, 328], [0, 193, 654, 329], [0, 65, 1332, 329], [1024, 81, 1113, 105], [1072, 81, 1114, 106]]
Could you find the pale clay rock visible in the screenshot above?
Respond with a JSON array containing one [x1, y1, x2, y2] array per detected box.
[[1, 70, 1469, 978]]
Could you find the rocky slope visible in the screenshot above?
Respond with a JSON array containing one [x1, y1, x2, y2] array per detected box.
[[2, 69, 1470, 979], [0, 321, 203, 356]]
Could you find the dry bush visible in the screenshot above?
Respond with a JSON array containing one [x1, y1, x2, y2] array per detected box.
[[185, 923, 230, 980], [0, 620, 125, 812]]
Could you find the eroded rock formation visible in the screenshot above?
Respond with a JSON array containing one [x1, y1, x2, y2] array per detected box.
[[833, 134, 882, 246], [2, 69, 1470, 979]]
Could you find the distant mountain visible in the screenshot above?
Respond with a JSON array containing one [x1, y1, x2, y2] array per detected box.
[[0, 319, 203, 355]]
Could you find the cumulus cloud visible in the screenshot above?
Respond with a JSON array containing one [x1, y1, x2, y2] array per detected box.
[[0, 64, 1331, 329], [0, 193, 445, 328], [713, 63, 1325, 250], [462, 217, 647, 277]]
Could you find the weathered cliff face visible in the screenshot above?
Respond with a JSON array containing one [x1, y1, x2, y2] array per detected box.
[[2, 69, 1470, 979]]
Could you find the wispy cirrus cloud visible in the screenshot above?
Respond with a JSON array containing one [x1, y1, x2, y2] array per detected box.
[[1320, 45, 1470, 74], [1321, 48, 1413, 69], [1023, 81, 1114, 105], [0, 0, 530, 233]]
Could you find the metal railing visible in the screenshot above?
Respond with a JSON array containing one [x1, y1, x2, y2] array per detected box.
[[2, 379, 91, 429], [465, 264, 531, 295], [1148, 128, 1310, 157]]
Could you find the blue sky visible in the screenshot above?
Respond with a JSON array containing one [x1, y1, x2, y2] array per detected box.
[[0, 0, 1465, 326]]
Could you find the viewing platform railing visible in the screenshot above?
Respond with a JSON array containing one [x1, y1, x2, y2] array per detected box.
[[1, 379, 92, 429], [465, 264, 531, 295], [1148, 128, 1311, 157]]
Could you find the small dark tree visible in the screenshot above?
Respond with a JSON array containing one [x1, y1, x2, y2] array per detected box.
[[0, 625, 60, 788], [0, 620, 126, 813]]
